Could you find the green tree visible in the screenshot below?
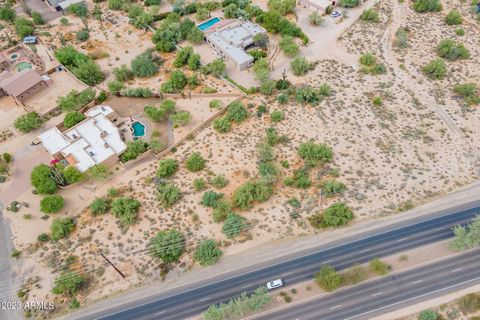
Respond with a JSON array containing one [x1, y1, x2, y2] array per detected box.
[[90, 197, 109, 215], [315, 265, 341, 291], [149, 229, 185, 263], [64, 166, 83, 184], [0, 5, 16, 22], [226, 101, 248, 123], [196, 7, 209, 21], [298, 141, 333, 167], [213, 117, 231, 133], [14, 18, 34, 38], [323, 202, 353, 227], [14, 112, 42, 133], [72, 60, 105, 85], [188, 53, 201, 70], [194, 239, 222, 265], [157, 158, 179, 178], [69, 3, 87, 17], [31, 11, 44, 25], [253, 58, 270, 82], [40, 195, 65, 214], [268, 0, 295, 15], [113, 65, 134, 82], [208, 59, 226, 77], [64, 111, 85, 128], [201, 190, 224, 207], [279, 36, 299, 57], [31, 164, 57, 194], [174, 46, 193, 68], [111, 197, 141, 226], [120, 140, 149, 162], [131, 51, 159, 77], [157, 183, 181, 208], [449, 218, 480, 251], [52, 271, 85, 296], [290, 56, 311, 76], [185, 152, 206, 172], [422, 58, 446, 80], [223, 213, 247, 238], [369, 258, 390, 275], [51, 217, 75, 241], [418, 310, 438, 320]]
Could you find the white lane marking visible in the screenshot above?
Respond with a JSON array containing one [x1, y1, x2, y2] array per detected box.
[[330, 304, 343, 310], [397, 237, 408, 242], [452, 268, 463, 273], [154, 311, 166, 315], [371, 292, 383, 297], [199, 297, 210, 302], [343, 276, 480, 320], [411, 280, 423, 284], [241, 284, 253, 289], [435, 227, 445, 231], [323, 259, 333, 264], [361, 249, 371, 253], [283, 272, 293, 276]]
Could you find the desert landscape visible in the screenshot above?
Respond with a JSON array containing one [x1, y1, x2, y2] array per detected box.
[[0, 0, 479, 318]]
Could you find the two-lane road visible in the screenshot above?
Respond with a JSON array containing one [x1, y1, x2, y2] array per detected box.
[[79, 203, 480, 320], [254, 248, 480, 320]]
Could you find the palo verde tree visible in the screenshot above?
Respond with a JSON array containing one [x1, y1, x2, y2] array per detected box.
[[149, 229, 185, 263]]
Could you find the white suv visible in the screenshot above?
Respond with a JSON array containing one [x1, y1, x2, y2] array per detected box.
[[266, 279, 284, 290]]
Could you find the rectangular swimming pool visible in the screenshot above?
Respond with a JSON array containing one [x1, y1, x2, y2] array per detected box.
[[197, 17, 221, 31]]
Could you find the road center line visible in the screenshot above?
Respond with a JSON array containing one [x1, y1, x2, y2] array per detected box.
[[435, 227, 445, 231], [411, 280, 423, 284], [360, 249, 371, 253], [397, 237, 408, 242], [452, 268, 463, 273], [154, 311, 166, 315], [241, 284, 252, 289], [283, 272, 293, 276], [371, 292, 383, 297], [330, 304, 343, 310], [323, 259, 333, 264], [199, 297, 211, 302]]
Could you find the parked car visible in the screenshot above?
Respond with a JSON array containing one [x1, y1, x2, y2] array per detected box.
[[331, 10, 342, 18], [266, 279, 284, 290]]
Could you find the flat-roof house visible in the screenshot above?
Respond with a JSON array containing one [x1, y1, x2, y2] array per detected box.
[[38, 105, 127, 172], [298, 0, 336, 13], [0, 69, 49, 102], [58, 0, 86, 12], [205, 20, 267, 71]]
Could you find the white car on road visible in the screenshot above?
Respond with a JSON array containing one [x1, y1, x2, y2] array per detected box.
[[266, 279, 284, 290], [331, 10, 342, 18]]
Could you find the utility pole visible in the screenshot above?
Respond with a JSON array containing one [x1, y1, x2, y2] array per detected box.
[[99, 251, 126, 278]]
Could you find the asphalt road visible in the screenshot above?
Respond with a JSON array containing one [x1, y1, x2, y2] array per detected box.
[[254, 248, 480, 320], [80, 203, 480, 320]]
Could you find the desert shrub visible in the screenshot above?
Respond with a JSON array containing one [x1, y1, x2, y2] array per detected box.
[[37, 233, 50, 242], [222, 213, 247, 238], [453, 83, 480, 105], [194, 239, 222, 265], [445, 9, 462, 25], [51, 218, 75, 241], [268, 0, 295, 15], [0, 5, 16, 22], [31, 164, 57, 194], [157, 159, 179, 178], [15, 112, 43, 133], [279, 36, 299, 57], [359, 53, 376, 66], [3, 153, 12, 163], [55, 46, 104, 85], [131, 50, 160, 77], [14, 18, 34, 38], [88, 164, 109, 181], [157, 183, 181, 208], [120, 87, 153, 97], [63, 166, 83, 184], [422, 58, 446, 80], [40, 195, 64, 214], [75, 30, 89, 42], [253, 58, 270, 82], [196, 7, 209, 21], [315, 265, 341, 291], [342, 265, 367, 285], [418, 310, 438, 320], [457, 293, 480, 314], [321, 180, 346, 197], [226, 101, 248, 123], [57, 89, 96, 111], [257, 10, 309, 44], [149, 229, 185, 263], [69, 3, 87, 17], [201, 189, 225, 208], [120, 140, 148, 162], [360, 9, 379, 22], [212, 201, 232, 222], [323, 202, 353, 227], [309, 11, 323, 25], [270, 110, 284, 122], [174, 46, 193, 68], [193, 178, 206, 191], [394, 27, 409, 48], [161, 70, 188, 93], [63, 111, 85, 128], [210, 175, 228, 189], [436, 39, 470, 61], [52, 271, 85, 296], [413, 0, 442, 12], [369, 258, 390, 275], [455, 28, 464, 36], [298, 141, 333, 167], [31, 11, 44, 25], [291, 56, 311, 76], [108, 0, 126, 10], [232, 180, 273, 210], [111, 197, 141, 226], [113, 65, 134, 82], [449, 218, 480, 250], [90, 197, 109, 215], [185, 152, 206, 172], [171, 111, 191, 127], [213, 117, 231, 133]]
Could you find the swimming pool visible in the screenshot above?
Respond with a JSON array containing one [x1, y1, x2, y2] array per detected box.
[[197, 17, 221, 31], [16, 62, 33, 71], [131, 121, 146, 138]]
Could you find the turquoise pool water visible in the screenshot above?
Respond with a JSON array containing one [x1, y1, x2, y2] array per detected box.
[[198, 17, 221, 31], [132, 121, 145, 137]]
